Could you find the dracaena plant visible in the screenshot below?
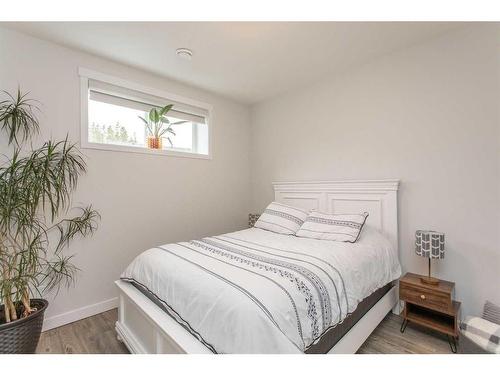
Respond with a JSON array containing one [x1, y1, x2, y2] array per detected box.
[[138, 104, 186, 147], [0, 89, 100, 323]]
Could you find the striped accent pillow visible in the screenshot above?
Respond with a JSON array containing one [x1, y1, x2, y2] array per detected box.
[[254, 202, 308, 235], [483, 301, 500, 325], [296, 211, 369, 243]]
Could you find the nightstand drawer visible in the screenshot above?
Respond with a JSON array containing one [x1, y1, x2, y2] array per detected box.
[[400, 284, 452, 312]]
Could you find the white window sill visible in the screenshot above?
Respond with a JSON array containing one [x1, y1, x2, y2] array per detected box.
[[81, 141, 211, 160]]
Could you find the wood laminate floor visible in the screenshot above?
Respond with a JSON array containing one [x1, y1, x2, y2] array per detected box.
[[36, 309, 451, 354], [36, 309, 128, 354]]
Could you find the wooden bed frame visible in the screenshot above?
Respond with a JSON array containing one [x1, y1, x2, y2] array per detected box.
[[115, 179, 401, 354]]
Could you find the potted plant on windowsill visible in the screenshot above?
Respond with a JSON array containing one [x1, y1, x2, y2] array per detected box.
[[139, 104, 186, 150], [0, 89, 100, 353]]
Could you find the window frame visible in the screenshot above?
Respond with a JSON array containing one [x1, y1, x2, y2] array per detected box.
[[79, 67, 213, 160]]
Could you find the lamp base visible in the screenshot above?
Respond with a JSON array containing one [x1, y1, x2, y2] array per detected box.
[[420, 276, 440, 286]]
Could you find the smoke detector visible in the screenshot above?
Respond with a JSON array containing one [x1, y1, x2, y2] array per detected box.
[[176, 48, 193, 60]]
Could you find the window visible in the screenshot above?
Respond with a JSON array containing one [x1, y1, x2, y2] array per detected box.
[[80, 68, 211, 158]]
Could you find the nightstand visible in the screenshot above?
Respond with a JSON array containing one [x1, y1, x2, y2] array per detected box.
[[399, 272, 461, 353]]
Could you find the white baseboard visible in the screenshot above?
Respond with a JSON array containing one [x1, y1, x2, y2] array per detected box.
[[42, 297, 118, 332]]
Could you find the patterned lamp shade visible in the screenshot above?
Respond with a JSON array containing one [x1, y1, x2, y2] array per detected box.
[[415, 230, 445, 259]]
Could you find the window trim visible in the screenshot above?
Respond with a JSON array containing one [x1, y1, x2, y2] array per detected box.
[[79, 67, 213, 160]]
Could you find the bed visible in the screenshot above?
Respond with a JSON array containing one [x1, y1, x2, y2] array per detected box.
[[115, 179, 401, 354]]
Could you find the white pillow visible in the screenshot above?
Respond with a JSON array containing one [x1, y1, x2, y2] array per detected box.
[[254, 201, 308, 235], [295, 211, 369, 242]]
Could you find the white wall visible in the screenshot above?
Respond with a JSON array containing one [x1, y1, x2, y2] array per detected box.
[[250, 25, 500, 316], [0, 27, 251, 327], [1, 23, 498, 328]]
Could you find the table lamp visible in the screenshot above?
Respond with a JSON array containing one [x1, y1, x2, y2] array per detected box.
[[415, 230, 445, 285]]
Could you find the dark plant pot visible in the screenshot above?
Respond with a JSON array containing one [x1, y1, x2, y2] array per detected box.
[[0, 299, 48, 354]]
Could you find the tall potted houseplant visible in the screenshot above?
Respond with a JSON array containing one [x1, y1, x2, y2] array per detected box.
[[139, 104, 185, 149], [0, 89, 100, 353]]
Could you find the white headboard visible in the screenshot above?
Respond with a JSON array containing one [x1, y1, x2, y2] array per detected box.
[[273, 180, 400, 253]]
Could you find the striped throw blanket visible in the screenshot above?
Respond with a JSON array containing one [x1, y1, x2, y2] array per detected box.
[[121, 227, 401, 353], [460, 316, 500, 354]]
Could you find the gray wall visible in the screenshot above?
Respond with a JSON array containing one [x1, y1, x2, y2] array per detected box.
[[250, 25, 500, 316], [0, 27, 251, 322]]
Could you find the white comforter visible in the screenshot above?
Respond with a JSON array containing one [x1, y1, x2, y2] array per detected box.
[[121, 226, 401, 353]]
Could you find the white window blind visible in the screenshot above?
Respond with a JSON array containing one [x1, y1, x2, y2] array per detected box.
[[89, 79, 208, 124]]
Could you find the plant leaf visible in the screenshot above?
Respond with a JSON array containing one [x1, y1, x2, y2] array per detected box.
[[159, 104, 173, 117], [149, 108, 158, 122]]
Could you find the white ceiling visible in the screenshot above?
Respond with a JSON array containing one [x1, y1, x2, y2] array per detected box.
[[4, 22, 463, 104]]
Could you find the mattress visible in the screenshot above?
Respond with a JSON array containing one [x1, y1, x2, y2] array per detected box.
[[121, 226, 401, 353]]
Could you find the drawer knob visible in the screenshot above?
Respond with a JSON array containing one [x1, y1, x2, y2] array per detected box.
[[420, 294, 426, 300]]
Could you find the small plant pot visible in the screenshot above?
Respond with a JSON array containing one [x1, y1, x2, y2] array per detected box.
[[0, 299, 48, 353], [147, 136, 162, 149]]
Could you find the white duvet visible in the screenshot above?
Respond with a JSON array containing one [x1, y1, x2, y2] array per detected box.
[[121, 226, 401, 353]]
